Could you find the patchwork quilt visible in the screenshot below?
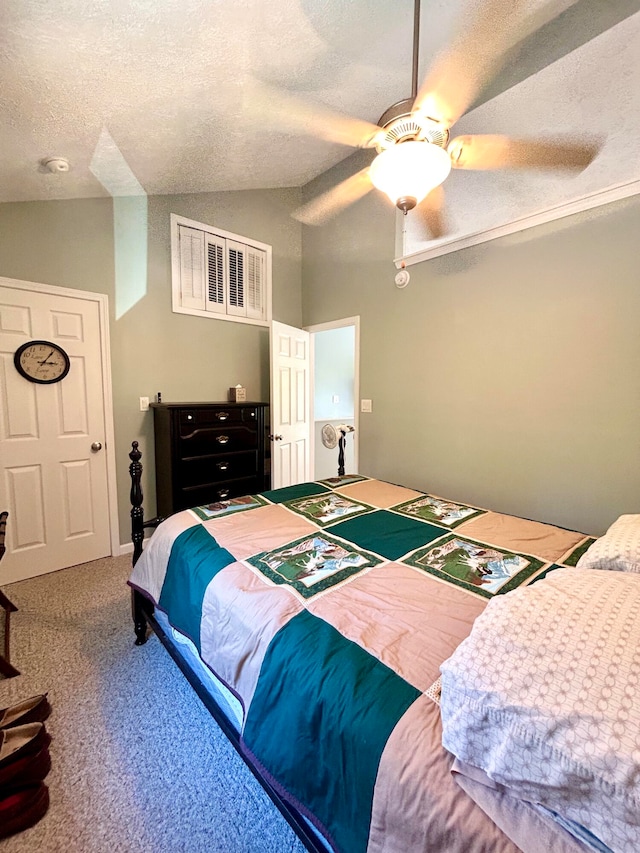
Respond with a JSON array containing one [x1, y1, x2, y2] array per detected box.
[[129, 476, 594, 853]]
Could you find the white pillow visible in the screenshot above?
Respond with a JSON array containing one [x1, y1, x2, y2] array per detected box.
[[440, 567, 640, 853], [577, 514, 640, 573]]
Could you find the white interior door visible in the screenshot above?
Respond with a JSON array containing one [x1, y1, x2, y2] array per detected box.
[[270, 320, 311, 489], [0, 281, 112, 583]]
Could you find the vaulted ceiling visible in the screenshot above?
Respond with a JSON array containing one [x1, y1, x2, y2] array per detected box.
[[1, 0, 637, 203]]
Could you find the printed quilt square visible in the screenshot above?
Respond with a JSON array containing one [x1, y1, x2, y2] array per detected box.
[[561, 537, 597, 567], [247, 533, 383, 599], [284, 492, 374, 527], [191, 494, 269, 521], [330, 510, 446, 561], [316, 474, 368, 489], [392, 495, 485, 529], [404, 534, 544, 598]]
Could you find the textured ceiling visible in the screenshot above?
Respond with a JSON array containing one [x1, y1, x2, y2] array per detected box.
[[0, 0, 635, 203]]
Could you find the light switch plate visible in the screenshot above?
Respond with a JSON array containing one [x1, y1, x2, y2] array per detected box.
[[361, 399, 372, 413], [140, 396, 150, 412]]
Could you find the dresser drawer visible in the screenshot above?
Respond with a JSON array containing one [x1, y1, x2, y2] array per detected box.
[[178, 406, 258, 435], [178, 424, 258, 458], [179, 476, 262, 510], [178, 450, 258, 488]]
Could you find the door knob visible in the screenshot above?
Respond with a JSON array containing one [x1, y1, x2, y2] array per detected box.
[[91, 441, 103, 452], [269, 434, 283, 441]]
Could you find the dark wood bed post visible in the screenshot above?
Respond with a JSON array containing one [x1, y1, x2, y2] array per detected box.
[[338, 434, 346, 476], [129, 441, 145, 567], [129, 440, 160, 646]]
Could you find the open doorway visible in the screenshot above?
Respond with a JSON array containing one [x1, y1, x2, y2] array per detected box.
[[306, 317, 359, 480]]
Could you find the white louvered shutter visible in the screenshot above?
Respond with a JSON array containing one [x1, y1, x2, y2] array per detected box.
[[227, 240, 246, 316], [178, 225, 205, 309], [205, 234, 226, 314], [245, 246, 266, 320]]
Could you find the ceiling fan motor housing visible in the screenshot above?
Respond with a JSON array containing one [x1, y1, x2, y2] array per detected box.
[[376, 98, 449, 151]]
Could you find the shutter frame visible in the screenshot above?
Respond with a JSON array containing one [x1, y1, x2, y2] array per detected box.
[[171, 214, 270, 325], [178, 225, 205, 310], [245, 246, 266, 320]]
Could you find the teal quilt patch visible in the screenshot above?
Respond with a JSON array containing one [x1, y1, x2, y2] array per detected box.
[[330, 510, 447, 561], [528, 563, 563, 585], [261, 482, 330, 504], [243, 610, 421, 853], [159, 525, 235, 651]]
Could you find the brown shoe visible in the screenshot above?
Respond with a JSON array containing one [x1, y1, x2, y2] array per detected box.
[[0, 724, 51, 789], [0, 783, 49, 838], [0, 744, 51, 795], [0, 695, 51, 729]]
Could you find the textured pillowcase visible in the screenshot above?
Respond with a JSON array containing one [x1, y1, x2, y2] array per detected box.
[[577, 513, 640, 572], [439, 567, 640, 853]]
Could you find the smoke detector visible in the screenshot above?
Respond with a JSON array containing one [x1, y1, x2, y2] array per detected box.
[[395, 269, 410, 289], [40, 157, 70, 173]]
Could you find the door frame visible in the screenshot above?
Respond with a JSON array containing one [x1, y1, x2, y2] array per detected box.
[[305, 315, 360, 477], [0, 276, 119, 558]]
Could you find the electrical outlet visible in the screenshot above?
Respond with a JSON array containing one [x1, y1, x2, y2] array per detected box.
[[361, 399, 372, 413], [139, 396, 150, 412], [332, 394, 340, 404]]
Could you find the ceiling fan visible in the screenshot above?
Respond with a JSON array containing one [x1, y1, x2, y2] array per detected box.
[[262, 0, 599, 236]]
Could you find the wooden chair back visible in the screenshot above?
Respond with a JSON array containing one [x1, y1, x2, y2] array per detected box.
[[0, 511, 7, 563], [0, 511, 19, 677]]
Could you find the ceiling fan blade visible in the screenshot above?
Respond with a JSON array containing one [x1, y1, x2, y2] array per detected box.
[[415, 186, 447, 239], [293, 168, 373, 225], [246, 82, 382, 149], [412, 0, 537, 127], [448, 134, 599, 170]]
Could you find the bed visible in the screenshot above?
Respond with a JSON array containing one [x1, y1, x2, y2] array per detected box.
[[127, 441, 639, 853]]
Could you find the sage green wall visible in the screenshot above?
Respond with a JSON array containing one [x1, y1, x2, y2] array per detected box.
[[0, 188, 302, 545], [301, 152, 640, 535]]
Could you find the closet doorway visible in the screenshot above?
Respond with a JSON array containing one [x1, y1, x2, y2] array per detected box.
[[0, 277, 118, 583]]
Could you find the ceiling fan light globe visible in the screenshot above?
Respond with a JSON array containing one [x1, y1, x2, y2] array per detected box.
[[369, 141, 451, 209]]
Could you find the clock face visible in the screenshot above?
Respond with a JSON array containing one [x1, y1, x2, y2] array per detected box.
[[14, 340, 71, 384]]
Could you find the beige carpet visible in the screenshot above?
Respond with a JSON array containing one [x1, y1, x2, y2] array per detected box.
[[0, 554, 304, 853]]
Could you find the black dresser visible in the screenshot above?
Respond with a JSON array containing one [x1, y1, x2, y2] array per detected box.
[[151, 402, 270, 517]]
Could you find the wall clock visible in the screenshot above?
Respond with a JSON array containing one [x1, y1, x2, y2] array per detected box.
[[14, 340, 70, 384]]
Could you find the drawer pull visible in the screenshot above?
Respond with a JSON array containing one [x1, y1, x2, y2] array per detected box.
[[216, 435, 229, 445], [217, 488, 230, 499], [216, 412, 229, 421], [216, 461, 230, 471]]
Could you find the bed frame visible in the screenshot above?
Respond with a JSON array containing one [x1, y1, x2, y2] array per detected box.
[[128, 441, 326, 853]]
